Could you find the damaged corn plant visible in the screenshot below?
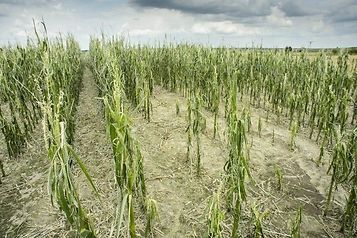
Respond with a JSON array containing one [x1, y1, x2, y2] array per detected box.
[[206, 184, 225, 238], [62, 36, 357, 237], [0, 36, 42, 159], [224, 77, 251, 238], [325, 127, 357, 235], [89, 38, 158, 237], [35, 26, 98, 237]]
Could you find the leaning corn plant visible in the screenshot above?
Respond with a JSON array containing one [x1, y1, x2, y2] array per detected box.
[[291, 206, 302, 238], [0, 159, 5, 184], [100, 50, 152, 238], [38, 31, 98, 237], [275, 165, 283, 191], [186, 95, 193, 163], [290, 120, 299, 150], [192, 92, 205, 176], [325, 127, 357, 235], [324, 132, 352, 215], [250, 204, 269, 238], [206, 185, 225, 238], [224, 79, 251, 238], [144, 198, 159, 237], [46, 120, 97, 237], [258, 116, 262, 138]]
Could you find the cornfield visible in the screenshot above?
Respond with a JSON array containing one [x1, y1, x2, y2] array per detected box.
[[0, 27, 356, 237]]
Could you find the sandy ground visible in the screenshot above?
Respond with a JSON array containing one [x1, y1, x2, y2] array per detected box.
[[0, 118, 67, 237], [0, 68, 349, 237], [71, 68, 116, 238]]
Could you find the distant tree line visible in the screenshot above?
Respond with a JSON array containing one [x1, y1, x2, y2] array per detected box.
[[332, 47, 357, 55]]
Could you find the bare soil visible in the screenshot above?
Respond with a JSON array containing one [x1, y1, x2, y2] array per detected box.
[[0, 119, 66, 237]]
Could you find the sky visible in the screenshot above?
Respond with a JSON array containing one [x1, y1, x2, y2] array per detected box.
[[0, 0, 356, 49]]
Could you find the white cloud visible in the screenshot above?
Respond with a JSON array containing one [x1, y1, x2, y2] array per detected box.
[[53, 3, 62, 10], [191, 21, 259, 35], [312, 19, 326, 32], [104, 7, 191, 38], [15, 30, 27, 37], [128, 29, 161, 36], [266, 6, 292, 27]]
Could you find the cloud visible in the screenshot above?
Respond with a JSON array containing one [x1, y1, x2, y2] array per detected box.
[[115, 7, 192, 37], [131, 0, 277, 18], [127, 29, 161, 36], [279, 0, 315, 17], [266, 6, 292, 27], [326, 3, 357, 23], [191, 21, 259, 35], [53, 3, 62, 10], [0, 0, 58, 6], [0, 0, 356, 48]]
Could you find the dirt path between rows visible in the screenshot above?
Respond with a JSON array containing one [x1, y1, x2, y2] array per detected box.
[[131, 88, 227, 237], [71, 67, 115, 237]]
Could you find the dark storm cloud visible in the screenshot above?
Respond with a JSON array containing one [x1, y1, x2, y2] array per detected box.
[[279, 1, 315, 17], [132, 0, 357, 23], [131, 0, 277, 18], [279, 0, 357, 23], [326, 4, 357, 23]]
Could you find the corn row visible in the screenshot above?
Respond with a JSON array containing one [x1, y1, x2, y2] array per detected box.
[[35, 28, 97, 237], [0, 42, 42, 158], [89, 37, 158, 237]]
